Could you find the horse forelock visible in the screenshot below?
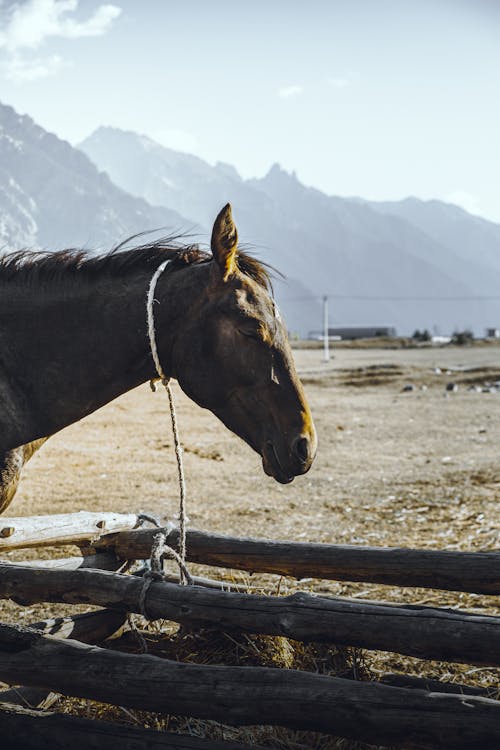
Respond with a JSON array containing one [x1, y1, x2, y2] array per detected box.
[[235, 252, 273, 294]]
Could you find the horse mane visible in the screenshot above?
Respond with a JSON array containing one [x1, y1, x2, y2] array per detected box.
[[0, 235, 272, 291]]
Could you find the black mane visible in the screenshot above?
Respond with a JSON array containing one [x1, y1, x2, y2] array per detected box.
[[0, 236, 272, 290]]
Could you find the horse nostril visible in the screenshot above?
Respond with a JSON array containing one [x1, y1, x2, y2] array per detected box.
[[294, 436, 310, 464]]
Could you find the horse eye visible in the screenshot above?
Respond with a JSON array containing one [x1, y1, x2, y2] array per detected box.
[[239, 329, 260, 341]]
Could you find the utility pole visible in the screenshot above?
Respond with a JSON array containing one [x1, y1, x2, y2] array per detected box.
[[323, 294, 330, 362]]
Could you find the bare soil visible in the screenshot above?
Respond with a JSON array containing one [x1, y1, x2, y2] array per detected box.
[[2, 343, 500, 748]]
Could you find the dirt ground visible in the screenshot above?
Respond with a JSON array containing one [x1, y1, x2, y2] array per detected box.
[[8, 343, 500, 554], [2, 342, 500, 747]]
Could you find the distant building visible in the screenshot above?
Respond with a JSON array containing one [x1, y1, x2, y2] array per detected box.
[[486, 327, 500, 339], [308, 326, 397, 341], [431, 336, 452, 344], [308, 331, 341, 342], [328, 326, 397, 340]]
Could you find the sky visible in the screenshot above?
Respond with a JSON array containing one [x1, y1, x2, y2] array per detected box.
[[0, 0, 499, 222]]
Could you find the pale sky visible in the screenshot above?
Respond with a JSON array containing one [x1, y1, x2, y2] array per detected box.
[[1, 0, 499, 222]]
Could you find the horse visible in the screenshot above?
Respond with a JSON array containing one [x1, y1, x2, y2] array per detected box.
[[0, 204, 317, 513]]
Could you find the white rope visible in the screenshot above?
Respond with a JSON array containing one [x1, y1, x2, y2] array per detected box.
[[146, 258, 190, 584], [165, 382, 188, 581], [146, 259, 171, 383], [128, 259, 193, 652]]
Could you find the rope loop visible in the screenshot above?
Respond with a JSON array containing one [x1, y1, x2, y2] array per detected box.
[[145, 257, 189, 584], [127, 259, 193, 652]]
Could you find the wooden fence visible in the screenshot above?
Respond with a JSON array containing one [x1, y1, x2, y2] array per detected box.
[[0, 511, 499, 750]]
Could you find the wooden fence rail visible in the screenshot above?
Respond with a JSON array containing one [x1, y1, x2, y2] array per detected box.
[[0, 512, 138, 551], [95, 526, 500, 594], [0, 623, 499, 750], [1, 512, 499, 749], [1, 514, 497, 595], [6, 555, 244, 591], [0, 562, 127, 710], [0, 563, 499, 666], [5, 552, 125, 571], [0, 702, 263, 750]]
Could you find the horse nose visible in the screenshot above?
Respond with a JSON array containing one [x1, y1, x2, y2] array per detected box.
[[292, 435, 314, 470]]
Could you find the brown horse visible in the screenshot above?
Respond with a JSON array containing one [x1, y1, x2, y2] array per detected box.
[[0, 204, 316, 513]]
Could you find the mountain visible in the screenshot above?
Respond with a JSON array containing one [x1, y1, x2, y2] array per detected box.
[[79, 127, 500, 336], [1, 102, 498, 337], [368, 197, 500, 278], [78, 127, 324, 334], [0, 102, 190, 253]]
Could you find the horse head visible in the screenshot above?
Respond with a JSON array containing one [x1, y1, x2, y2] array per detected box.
[[171, 204, 317, 483]]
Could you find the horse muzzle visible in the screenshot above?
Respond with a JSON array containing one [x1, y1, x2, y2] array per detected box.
[[262, 431, 316, 484]]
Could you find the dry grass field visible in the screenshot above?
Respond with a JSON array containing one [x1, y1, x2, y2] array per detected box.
[[1, 342, 500, 748]]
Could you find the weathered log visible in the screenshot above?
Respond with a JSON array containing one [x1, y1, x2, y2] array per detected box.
[[15, 556, 241, 590], [0, 585, 127, 708], [0, 624, 499, 750], [0, 563, 499, 666], [0, 512, 138, 551], [0, 702, 264, 750], [1, 551, 125, 571], [96, 527, 500, 595], [5, 556, 241, 590]]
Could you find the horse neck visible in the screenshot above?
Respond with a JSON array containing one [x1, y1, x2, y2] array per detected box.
[[0, 264, 199, 448]]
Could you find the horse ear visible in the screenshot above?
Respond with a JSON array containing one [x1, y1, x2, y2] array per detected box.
[[211, 203, 238, 282]]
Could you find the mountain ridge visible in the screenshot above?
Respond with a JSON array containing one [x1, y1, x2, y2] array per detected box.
[[0, 103, 193, 254], [0, 103, 498, 337], [79, 126, 500, 335]]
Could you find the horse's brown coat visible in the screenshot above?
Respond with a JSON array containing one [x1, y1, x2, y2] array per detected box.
[[0, 205, 316, 512]]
